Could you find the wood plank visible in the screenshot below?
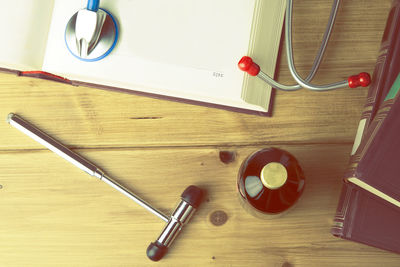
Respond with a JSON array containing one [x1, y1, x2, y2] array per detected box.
[[0, 145, 399, 266], [0, 0, 397, 266]]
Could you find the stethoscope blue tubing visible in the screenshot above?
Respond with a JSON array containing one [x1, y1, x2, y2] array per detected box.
[[87, 0, 100, 12], [65, 8, 119, 62]]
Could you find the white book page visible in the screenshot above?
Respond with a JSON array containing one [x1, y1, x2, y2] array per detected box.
[[0, 0, 54, 70], [42, 0, 258, 108]]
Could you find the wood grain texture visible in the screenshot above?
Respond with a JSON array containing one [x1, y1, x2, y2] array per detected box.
[[0, 0, 399, 266]]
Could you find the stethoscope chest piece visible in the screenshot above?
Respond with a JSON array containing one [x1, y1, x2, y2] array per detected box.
[[65, 8, 118, 62]]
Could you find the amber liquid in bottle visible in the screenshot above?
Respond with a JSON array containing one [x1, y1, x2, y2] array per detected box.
[[237, 148, 305, 218]]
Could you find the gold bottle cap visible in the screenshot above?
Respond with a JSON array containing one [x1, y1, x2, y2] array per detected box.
[[260, 162, 288, 190]]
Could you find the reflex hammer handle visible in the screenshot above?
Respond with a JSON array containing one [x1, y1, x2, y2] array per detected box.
[[6, 113, 169, 222]]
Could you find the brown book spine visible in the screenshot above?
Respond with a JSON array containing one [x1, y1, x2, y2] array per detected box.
[[345, 95, 398, 177], [331, 183, 353, 237]]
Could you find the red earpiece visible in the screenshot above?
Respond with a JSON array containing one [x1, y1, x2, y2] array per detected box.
[[348, 72, 371, 88], [238, 56, 260, 76]]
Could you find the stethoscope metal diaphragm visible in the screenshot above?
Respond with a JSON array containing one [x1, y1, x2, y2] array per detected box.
[[65, 8, 118, 62]]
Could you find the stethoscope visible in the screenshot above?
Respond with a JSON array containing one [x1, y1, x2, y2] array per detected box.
[[64, 0, 371, 91], [239, 0, 371, 91], [65, 0, 118, 62]]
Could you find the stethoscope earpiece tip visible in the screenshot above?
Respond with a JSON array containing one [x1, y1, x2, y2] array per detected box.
[[238, 56, 260, 76], [348, 72, 371, 88]]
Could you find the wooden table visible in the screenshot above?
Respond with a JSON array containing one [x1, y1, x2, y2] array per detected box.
[[0, 1, 398, 266]]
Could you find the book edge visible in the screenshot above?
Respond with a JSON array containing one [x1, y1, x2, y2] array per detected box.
[[0, 65, 273, 117], [72, 79, 273, 117]]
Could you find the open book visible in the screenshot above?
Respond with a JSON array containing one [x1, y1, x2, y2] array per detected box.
[[0, 0, 285, 115]]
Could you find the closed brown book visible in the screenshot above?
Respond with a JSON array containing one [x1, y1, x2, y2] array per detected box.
[[332, 0, 400, 253]]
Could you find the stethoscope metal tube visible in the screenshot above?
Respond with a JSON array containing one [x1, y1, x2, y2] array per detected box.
[[285, 0, 347, 91], [239, 0, 371, 91]]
